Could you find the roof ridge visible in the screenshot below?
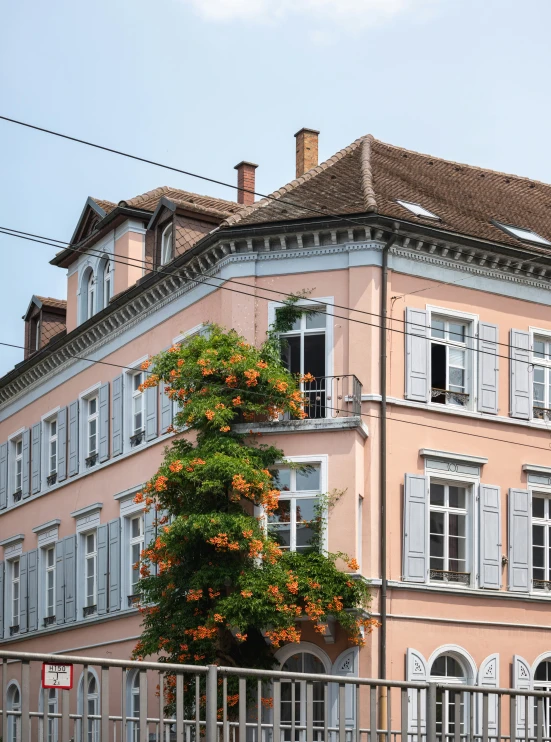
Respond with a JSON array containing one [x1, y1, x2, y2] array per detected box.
[[360, 135, 377, 213]]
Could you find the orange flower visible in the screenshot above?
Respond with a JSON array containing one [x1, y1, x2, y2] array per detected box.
[[300, 372, 315, 383], [241, 590, 253, 598], [220, 426, 231, 432], [232, 396, 242, 406], [256, 361, 268, 369], [225, 375, 237, 387], [244, 369, 260, 387], [205, 409, 215, 420], [347, 558, 359, 571], [169, 460, 183, 473], [213, 613, 225, 623], [155, 476, 168, 492], [235, 632, 247, 642], [186, 589, 203, 602], [140, 359, 151, 370]]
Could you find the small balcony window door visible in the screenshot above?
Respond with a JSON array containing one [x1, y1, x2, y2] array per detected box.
[[87, 272, 95, 320], [532, 494, 551, 591], [87, 396, 99, 463], [44, 546, 56, 624], [129, 514, 144, 601], [267, 464, 322, 552], [11, 559, 20, 631], [103, 260, 112, 309], [429, 481, 470, 585], [160, 224, 173, 266], [430, 316, 471, 408], [532, 336, 551, 420], [131, 372, 145, 445], [84, 531, 98, 616], [14, 437, 23, 496], [48, 419, 57, 477]]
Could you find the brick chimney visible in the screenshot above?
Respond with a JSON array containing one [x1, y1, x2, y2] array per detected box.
[[294, 128, 319, 178], [234, 161, 258, 206]]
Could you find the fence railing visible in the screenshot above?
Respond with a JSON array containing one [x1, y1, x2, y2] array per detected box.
[[287, 375, 362, 420], [1, 649, 551, 742]]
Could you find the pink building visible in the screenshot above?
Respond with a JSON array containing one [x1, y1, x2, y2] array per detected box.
[[2, 129, 551, 737]]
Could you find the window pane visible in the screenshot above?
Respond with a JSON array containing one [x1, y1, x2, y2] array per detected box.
[[86, 534, 95, 554], [448, 323, 466, 343], [303, 334, 326, 378], [268, 501, 291, 524], [89, 398, 97, 415], [430, 483, 445, 506], [431, 319, 445, 339], [296, 466, 320, 491], [50, 420, 56, 437], [449, 367, 465, 389], [276, 469, 291, 491], [449, 486, 466, 510], [277, 308, 301, 332], [133, 373, 143, 392], [131, 517, 142, 539], [268, 525, 291, 549], [534, 380, 545, 403], [534, 340, 546, 359], [305, 311, 326, 330], [47, 548, 54, 568], [295, 498, 317, 523], [533, 497, 546, 519]]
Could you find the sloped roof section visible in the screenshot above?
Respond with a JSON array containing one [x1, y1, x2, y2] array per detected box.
[[92, 199, 117, 215], [120, 186, 243, 216]]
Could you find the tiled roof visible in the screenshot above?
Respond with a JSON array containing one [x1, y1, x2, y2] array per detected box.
[[120, 186, 243, 216], [223, 135, 551, 253], [92, 199, 117, 215], [34, 296, 67, 311]]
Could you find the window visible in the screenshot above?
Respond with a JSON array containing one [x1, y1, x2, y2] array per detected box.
[[494, 221, 551, 246], [82, 674, 99, 742], [103, 260, 112, 308], [11, 559, 20, 632], [280, 652, 326, 742], [429, 481, 469, 584], [86, 396, 99, 466], [14, 437, 23, 498], [534, 660, 551, 737], [44, 546, 56, 625], [160, 224, 173, 266], [84, 531, 98, 617], [129, 514, 144, 603], [430, 654, 467, 741], [34, 317, 41, 351], [131, 372, 145, 446], [279, 308, 327, 418], [86, 272, 95, 319], [532, 495, 551, 590], [396, 200, 439, 219], [44, 688, 58, 742], [532, 336, 551, 420], [47, 419, 57, 481], [267, 465, 321, 552], [128, 671, 141, 741], [430, 316, 470, 407], [7, 684, 21, 742]]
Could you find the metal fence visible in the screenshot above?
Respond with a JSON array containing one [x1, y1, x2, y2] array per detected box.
[[1, 649, 551, 742], [291, 375, 362, 420]]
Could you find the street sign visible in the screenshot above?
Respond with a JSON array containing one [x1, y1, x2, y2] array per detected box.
[[41, 663, 74, 689]]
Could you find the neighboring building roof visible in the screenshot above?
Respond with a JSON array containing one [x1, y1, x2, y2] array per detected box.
[[92, 199, 117, 215], [23, 295, 67, 321], [223, 135, 551, 253], [119, 186, 243, 216]]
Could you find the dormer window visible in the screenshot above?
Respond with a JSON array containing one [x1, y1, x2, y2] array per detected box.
[[86, 272, 95, 320], [493, 221, 551, 246], [33, 317, 40, 352], [396, 200, 439, 220], [160, 224, 173, 266]]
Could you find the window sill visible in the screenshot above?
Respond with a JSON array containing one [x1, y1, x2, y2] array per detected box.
[[388, 579, 551, 603], [233, 416, 369, 438]]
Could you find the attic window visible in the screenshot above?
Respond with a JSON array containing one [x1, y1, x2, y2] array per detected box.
[[396, 200, 439, 220], [494, 221, 551, 246]]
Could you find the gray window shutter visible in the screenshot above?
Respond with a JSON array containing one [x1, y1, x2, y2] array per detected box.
[[508, 488, 531, 592], [31, 422, 42, 494], [112, 375, 123, 457], [27, 549, 38, 632], [403, 474, 428, 582], [19, 552, 28, 633], [108, 518, 121, 612], [57, 407, 67, 482], [68, 401, 79, 477], [407, 649, 427, 734], [405, 308, 429, 402], [99, 383, 110, 463], [510, 330, 531, 419], [160, 383, 173, 434], [21, 428, 30, 498], [63, 535, 77, 623], [0, 562, 3, 637], [513, 655, 533, 737], [145, 385, 158, 441], [97, 524, 108, 615], [477, 654, 499, 738], [0, 442, 7, 509], [479, 485, 502, 589], [144, 507, 157, 576], [55, 540, 65, 624], [478, 323, 499, 414]]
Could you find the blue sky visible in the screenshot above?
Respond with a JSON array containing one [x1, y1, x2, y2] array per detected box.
[[0, 0, 550, 375]]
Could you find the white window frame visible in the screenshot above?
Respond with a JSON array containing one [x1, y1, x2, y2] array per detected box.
[[530, 486, 551, 593], [529, 328, 551, 421], [427, 305, 478, 412], [128, 512, 144, 602], [41, 408, 60, 488], [80, 529, 98, 618], [77, 668, 100, 742], [13, 437, 23, 500], [160, 223, 173, 266], [103, 259, 113, 308], [115, 490, 147, 607], [79, 384, 101, 470], [428, 479, 471, 585], [86, 271, 96, 320], [11, 558, 20, 632], [43, 544, 56, 626], [124, 357, 148, 452]]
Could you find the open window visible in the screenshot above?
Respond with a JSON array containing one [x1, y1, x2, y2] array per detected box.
[[430, 315, 471, 408], [160, 223, 173, 266]]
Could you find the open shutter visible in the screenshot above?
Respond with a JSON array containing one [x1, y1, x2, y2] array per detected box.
[[0, 442, 7, 509], [108, 519, 121, 612], [99, 383, 110, 463], [31, 422, 41, 494], [160, 383, 173, 434], [112, 375, 123, 457], [407, 649, 428, 734], [478, 653, 499, 738], [403, 474, 428, 583], [57, 407, 67, 482], [509, 489, 531, 592], [479, 485, 502, 589], [19, 552, 28, 633], [144, 507, 157, 576], [0, 563, 3, 637], [510, 330, 531, 419], [27, 549, 38, 632], [513, 655, 533, 737], [405, 308, 429, 402], [55, 540, 65, 624], [68, 401, 79, 477], [21, 428, 30, 498], [478, 323, 499, 414], [63, 535, 77, 623], [145, 385, 158, 441], [97, 524, 108, 615]]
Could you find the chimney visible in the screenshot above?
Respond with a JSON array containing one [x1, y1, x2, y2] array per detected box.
[[234, 161, 258, 206], [294, 128, 319, 178]]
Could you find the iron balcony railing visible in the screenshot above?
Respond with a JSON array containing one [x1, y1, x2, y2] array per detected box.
[[283, 375, 362, 420], [3, 649, 551, 742]]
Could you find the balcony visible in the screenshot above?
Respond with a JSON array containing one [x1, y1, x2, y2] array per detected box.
[[43, 615, 55, 627], [46, 472, 57, 486], [533, 405, 551, 421], [83, 604, 97, 618], [130, 430, 145, 448], [299, 375, 362, 419], [85, 453, 98, 469], [127, 594, 141, 608], [431, 387, 470, 407], [429, 569, 470, 585], [13, 490, 22, 503]]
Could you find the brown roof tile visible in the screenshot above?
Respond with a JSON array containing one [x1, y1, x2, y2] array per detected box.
[[120, 186, 243, 216], [92, 199, 117, 215], [34, 296, 67, 311]]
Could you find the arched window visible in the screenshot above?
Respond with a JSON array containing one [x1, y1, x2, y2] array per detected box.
[[430, 654, 467, 742], [281, 651, 326, 741], [86, 272, 95, 320], [160, 224, 173, 266], [42, 687, 58, 742], [78, 671, 100, 742], [7, 683, 21, 742], [102, 259, 112, 308], [128, 671, 141, 742], [534, 660, 551, 736]]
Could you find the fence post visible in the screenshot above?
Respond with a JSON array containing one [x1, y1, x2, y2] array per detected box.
[[206, 665, 218, 742], [426, 683, 437, 742]]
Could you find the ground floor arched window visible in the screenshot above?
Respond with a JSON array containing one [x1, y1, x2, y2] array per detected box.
[[7, 683, 21, 742], [430, 654, 468, 742], [280, 651, 326, 742], [534, 659, 551, 736]]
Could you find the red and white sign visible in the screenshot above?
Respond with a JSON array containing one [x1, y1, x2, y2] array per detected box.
[[41, 663, 74, 690]]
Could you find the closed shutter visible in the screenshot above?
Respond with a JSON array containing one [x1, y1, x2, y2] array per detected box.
[[19, 552, 28, 633], [405, 308, 429, 402], [145, 385, 158, 441], [112, 375, 123, 457], [510, 330, 531, 419], [478, 323, 499, 414], [68, 401, 79, 477], [0, 442, 7, 509], [479, 485, 502, 589], [407, 649, 428, 734], [21, 428, 30, 498], [331, 649, 358, 731], [513, 655, 533, 737], [108, 519, 121, 612], [509, 489, 531, 592], [0, 562, 3, 637], [31, 422, 41, 494], [160, 383, 173, 434], [27, 549, 38, 632], [63, 535, 77, 623], [98, 383, 110, 463], [97, 524, 108, 615], [55, 540, 65, 624], [478, 653, 499, 738], [57, 407, 67, 482], [144, 507, 157, 576], [403, 474, 428, 583]]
